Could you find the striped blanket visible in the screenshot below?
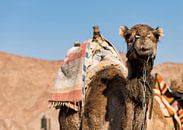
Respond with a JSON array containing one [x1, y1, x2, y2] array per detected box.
[[154, 73, 183, 130], [49, 43, 86, 103], [49, 39, 127, 110]]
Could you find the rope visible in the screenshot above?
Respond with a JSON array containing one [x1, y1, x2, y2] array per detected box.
[[141, 58, 154, 130], [141, 63, 147, 130], [148, 82, 154, 119]]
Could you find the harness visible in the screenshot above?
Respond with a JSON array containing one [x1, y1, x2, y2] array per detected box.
[[126, 40, 155, 130]]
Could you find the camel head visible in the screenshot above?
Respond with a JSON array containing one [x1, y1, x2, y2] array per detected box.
[[119, 24, 164, 61]]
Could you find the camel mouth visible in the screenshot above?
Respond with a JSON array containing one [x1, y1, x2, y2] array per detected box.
[[137, 47, 152, 56]]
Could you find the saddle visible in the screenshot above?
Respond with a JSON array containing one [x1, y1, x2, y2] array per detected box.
[[154, 73, 183, 130]]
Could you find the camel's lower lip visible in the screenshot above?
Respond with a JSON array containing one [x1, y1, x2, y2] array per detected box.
[[137, 49, 152, 56]]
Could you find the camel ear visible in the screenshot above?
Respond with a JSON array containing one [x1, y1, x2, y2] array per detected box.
[[119, 26, 129, 38], [153, 27, 164, 41]]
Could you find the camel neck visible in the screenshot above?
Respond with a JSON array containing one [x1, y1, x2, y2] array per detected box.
[[127, 59, 153, 80]]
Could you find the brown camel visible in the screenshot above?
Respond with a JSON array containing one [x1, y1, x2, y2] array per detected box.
[[119, 24, 164, 129], [58, 25, 176, 130]]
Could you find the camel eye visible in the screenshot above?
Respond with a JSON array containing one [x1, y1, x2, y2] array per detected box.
[[147, 34, 151, 38], [135, 34, 140, 38]]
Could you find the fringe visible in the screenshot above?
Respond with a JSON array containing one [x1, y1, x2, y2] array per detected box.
[[49, 101, 81, 112]]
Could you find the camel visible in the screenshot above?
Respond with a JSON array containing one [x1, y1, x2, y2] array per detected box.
[[119, 24, 164, 129], [58, 24, 177, 130]]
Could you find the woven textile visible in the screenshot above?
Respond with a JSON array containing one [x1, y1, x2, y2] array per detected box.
[[154, 73, 183, 130], [49, 43, 87, 102], [49, 39, 127, 110]]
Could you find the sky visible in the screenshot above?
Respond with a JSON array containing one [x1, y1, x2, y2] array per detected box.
[[0, 0, 183, 64]]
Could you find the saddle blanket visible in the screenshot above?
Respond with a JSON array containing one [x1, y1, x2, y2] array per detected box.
[[154, 73, 183, 130], [49, 39, 127, 110]]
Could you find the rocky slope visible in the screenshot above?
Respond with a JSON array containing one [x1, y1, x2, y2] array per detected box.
[[0, 52, 62, 130]]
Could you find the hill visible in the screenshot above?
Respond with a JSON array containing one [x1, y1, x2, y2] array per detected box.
[[152, 62, 183, 91], [0, 52, 62, 130]]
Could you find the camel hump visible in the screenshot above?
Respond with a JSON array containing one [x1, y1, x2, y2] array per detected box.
[[49, 26, 128, 110]]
